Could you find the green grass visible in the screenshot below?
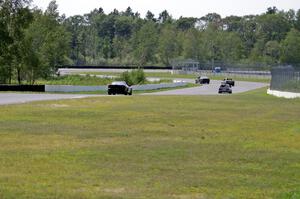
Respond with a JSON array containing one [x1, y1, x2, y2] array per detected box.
[[36, 75, 172, 86], [37, 75, 114, 86], [133, 83, 197, 94], [76, 71, 271, 83], [0, 89, 299, 198]]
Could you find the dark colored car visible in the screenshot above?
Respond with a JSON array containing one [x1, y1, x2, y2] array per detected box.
[[224, 78, 235, 87], [108, 81, 133, 95], [218, 83, 232, 94], [195, 76, 210, 84], [214, 67, 222, 73]]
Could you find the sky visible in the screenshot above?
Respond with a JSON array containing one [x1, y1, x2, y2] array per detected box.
[[32, 0, 300, 18]]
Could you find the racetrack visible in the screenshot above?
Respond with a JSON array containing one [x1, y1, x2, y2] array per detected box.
[[145, 80, 268, 95], [0, 80, 269, 105]]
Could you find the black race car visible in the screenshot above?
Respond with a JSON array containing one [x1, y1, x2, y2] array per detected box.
[[195, 76, 210, 84], [108, 81, 133, 95], [218, 83, 232, 94], [223, 78, 235, 87]]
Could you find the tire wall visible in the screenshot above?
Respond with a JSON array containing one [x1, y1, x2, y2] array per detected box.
[[0, 85, 45, 92]]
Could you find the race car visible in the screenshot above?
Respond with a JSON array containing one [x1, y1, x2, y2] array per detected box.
[[108, 81, 133, 95]]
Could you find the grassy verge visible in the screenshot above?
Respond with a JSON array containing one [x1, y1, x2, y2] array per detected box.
[[36, 75, 171, 86], [76, 71, 271, 83], [36, 75, 114, 86], [133, 83, 197, 94], [0, 89, 299, 198]]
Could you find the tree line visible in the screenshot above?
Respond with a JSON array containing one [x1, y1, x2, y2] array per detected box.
[[1, 0, 300, 84]]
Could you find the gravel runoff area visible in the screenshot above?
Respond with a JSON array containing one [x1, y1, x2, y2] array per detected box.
[[0, 80, 269, 105]]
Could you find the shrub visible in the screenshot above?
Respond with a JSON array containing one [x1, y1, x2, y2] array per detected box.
[[120, 71, 133, 86], [119, 69, 146, 85]]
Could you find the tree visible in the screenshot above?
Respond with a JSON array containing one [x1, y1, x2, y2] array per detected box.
[[115, 16, 133, 38], [223, 16, 242, 32], [123, 7, 134, 17], [145, 11, 156, 22], [112, 36, 132, 63], [281, 29, 300, 64], [182, 29, 204, 62], [22, 1, 70, 84], [64, 15, 86, 64], [176, 17, 197, 31], [45, 0, 59, 20], [266, 6, 278, 15], [238, 15, 257, 56], [200, 13, 223, 30], [0, 2, 12, 83], [296, 9, 300, 31], [202, 25, 223, 64], [158, 25, 180, 66], [219, 32, 244, 62], [0, 0, 33, 84], [158, 10, 172, 24], [132, 22, 158, 66], [284, 9, 296, 26], [250, 39, 265, 62], [110, 9, 119, 16], [263, 41, 280, 64], [256, 12, 291, 42]]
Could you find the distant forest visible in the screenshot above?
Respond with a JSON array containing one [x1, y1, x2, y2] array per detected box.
[[1, 0, 300, 84]]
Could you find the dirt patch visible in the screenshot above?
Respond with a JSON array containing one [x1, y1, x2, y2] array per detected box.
[[50, 104, 70, 108], [103, 188, 126, 194], [172, 194, 207, 199]]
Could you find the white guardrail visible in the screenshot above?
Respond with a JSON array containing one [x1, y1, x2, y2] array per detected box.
[[45, 82, 187, 93]]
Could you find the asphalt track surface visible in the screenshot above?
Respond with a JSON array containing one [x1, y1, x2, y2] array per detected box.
[[145, 80, 268, 95], [0, 80, 268, 105]]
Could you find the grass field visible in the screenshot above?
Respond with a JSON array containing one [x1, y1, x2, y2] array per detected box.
[[0, 89, 299, 199]]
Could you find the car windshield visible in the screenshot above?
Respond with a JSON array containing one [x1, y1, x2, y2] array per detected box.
[[111, 81, 127, 86]]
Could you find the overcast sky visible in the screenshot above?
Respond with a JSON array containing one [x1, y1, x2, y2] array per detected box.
[[32, 0, 300, 18]]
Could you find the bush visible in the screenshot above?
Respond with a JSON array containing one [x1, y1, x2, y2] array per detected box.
[[119, 69, 146, 85], [120, 71, 133, 86]]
